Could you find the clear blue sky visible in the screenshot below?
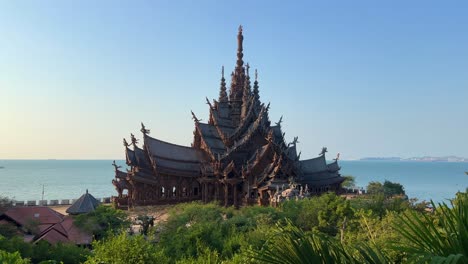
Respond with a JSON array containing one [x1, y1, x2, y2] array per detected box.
[[1, 1, 467, 160]]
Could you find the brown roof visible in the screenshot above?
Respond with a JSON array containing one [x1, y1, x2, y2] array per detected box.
[[35, 216, 92, 245], [1, 207, 92, 245], [3, 206, 64, 227]]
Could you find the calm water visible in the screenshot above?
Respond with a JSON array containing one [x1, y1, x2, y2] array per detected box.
[[0, 160, 467, 203]]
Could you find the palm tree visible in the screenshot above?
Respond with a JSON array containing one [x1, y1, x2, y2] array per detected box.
[[394, 192, 468, 263], [249, 220, 388, 264]]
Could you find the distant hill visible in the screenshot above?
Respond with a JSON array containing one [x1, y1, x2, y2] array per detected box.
[[360, 156, 468, 162], [360, 157, 402, 161]]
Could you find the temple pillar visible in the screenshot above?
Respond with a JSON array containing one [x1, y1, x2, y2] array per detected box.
[[224, 184, 229, 207], [233, 183, 238, 208], [215, 183, 219, 201], [201, 183, 205, 203]]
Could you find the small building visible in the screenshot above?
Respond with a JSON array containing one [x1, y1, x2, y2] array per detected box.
[[0, 206, 92, 245], [66, 190, 100, 215]]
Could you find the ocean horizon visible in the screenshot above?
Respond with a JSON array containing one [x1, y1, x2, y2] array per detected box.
[[0, 159, 467, 203]]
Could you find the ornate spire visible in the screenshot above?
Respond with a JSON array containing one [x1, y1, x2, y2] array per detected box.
[[236, 25, 244, 71], [219, 66, 228, 102], [244, 63, 251, 97], [253, 69, 260, 101], [241, 63, 251, 119]]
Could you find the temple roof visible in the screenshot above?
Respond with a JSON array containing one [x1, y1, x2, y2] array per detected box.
[[144, 134, 202, 162], [134, 145, 152, 169], [115, 169, 127, 179], [66, 190, 100, 215], [143, 134, 202, 177], [300, 173, 344, 187], [300, 155, 328, 174], [125, 147, 136, 165], [197, 123, 226, 155], [327, 160, 340, 172]]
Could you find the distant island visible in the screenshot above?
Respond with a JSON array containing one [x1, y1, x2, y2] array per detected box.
[[360, 156, 468, 162]]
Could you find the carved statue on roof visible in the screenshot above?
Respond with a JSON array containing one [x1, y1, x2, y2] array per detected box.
[[112, 160, 122, 171], [275, 116, 283, 126], [191, 110, 201, 123], [289, 136, 299, 147], [130, 133, 139, 146], [319, 147, 328, 156], [140, 122, 150, 135], [335, 153, 340, 161], [205, 97, 213, 109]]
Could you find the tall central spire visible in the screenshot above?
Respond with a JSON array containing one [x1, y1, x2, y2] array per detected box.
[[236, 25, 244, 72], [229, 26, 247, 126]]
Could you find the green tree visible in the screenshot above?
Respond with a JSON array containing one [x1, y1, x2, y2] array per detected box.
[[366, 182, 384, 195], [341, 175, 356, 189], [283, 192, 353, 236], [85, 233, 168, 264], [74, 205, 130, 240], [395, 191, 468, 263], [383, 180, 405, 197], [0, 196, 13, 213], [0, 250, 30, 264]]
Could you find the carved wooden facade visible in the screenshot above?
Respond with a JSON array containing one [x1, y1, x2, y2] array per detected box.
[[112, 27, 344, 208]]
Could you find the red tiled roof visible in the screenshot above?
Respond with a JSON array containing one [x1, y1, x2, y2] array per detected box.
[[35, 216, 92, 245], [1, 207, 92, 245], [3, 206, 64, 227]]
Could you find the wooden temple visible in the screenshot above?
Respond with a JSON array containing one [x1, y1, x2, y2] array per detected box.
[[112, 26, 344, 208]]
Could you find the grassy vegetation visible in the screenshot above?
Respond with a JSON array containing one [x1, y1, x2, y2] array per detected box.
[[1, 183, 467, 263]]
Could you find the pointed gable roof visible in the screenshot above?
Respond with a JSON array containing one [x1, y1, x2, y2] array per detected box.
[[66, 190, 100, 215]]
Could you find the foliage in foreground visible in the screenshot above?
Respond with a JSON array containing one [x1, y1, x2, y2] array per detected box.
[[2, 187, 468, 263], [85, 232, 168, 264], [0, 250, 30, 264], [395, 191, 468, 263], [74, 205, 130, 240], [0, 235, 89, 264]]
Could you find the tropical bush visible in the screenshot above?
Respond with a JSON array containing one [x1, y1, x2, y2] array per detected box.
[[74, 205, 130, 240], [0, 250, 30, 264]]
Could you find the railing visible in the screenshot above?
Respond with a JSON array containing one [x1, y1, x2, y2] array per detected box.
[[11, 197, 112, 207]]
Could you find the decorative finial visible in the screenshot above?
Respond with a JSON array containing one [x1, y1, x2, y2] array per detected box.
[[236, 25, 244, 70], [191, 110, 201, 123], [335, 153, 340, 161], [246, 63, 250, 75], [123, 138, 129, 147], [275, 116, 283, 126], [140, 122, 150, 135], [319, 147, 328, 156], [130, 133, 139, 146], [112, 160, 122, 171], [219, 66, 228, 102], [253, 69, 260, 103], [205, 97, 213, 109], [86, 189, 88, 194]]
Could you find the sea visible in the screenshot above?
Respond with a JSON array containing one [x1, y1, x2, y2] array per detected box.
[[0, 160, 467, 203]]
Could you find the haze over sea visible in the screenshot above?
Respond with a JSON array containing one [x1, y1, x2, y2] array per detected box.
[[0, 160, 467, 203]]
